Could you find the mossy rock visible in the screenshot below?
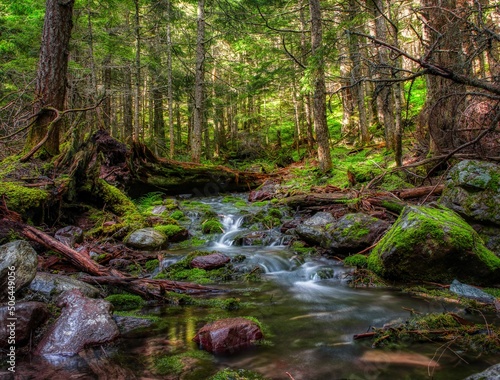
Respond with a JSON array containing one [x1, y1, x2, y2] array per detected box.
[[440, 159, 500, 226], [210, 368, 269, 380], [368, 205, 500, 285], [124, 227, 167, 250], [326, 213, 390, 256], [201, 219, 223, 234], [153, 224, 189, 242]]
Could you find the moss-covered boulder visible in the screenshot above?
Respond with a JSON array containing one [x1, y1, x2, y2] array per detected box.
[[295, 212, 335, 247], [326, 213, 390, 256], [367, 205, 500, 285], [124, 228, 167, 250], [440, 160, 500, 225], [0, 241, 38, 300]]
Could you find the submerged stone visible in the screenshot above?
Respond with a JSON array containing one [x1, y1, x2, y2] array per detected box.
[[367, 205, 500, 285], [193, 317, 263, 354]]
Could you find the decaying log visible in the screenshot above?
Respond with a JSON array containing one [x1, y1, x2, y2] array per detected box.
[[1, 218, 217, 299], [280, 185, 444, 211]]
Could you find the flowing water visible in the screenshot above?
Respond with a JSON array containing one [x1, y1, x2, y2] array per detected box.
[[16, 196, 500, 379]]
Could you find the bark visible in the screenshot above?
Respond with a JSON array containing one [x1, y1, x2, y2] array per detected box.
[[420, 0, 467, 153], [123, 67, 134, 144], [167, 0, 175, 159], [24, 0, 75, 157], [192, 0, 205, 162], [309, 0, 332, 172], [133, 0, 141, 142]]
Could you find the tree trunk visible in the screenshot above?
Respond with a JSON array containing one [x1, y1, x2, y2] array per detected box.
[[24, 0, 75, 157], [309, 0, 332, 173], [167, 0, 175, 159], [420, 0, 467, 154], [123, 67, 133, 144], [192, 0, 205, 163], [133, 0, 141, 142]]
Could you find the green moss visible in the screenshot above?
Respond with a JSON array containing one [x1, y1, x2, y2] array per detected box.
[[169, 210, 185, 220], [267, 208, 282, 219], [0, 181, 49, 214], [210, 368, 269, 380], [262, 216, 280, 229], [368, 205, 500, 281], [154, 224, 185, 238], [173, 237, 207, 249], [105, 293, 146, 311], [344, 254, 368, 268], [153, 355, 183, 376], [251, 201, 269, 207], [201, 219, 223, 234], [180, 200, 214, 215], [145, 259, 159, 272], [96, 179, 144, 230], [290, 240, 316, 255]]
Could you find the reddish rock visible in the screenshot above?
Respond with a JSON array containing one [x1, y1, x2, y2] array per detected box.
[[191, 253, 230, 270], [193, 317, 263, 354], [0, 302, 50, 348], [35, 289, 119, 356]]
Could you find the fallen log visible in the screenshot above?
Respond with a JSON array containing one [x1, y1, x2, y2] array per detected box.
[[1, 218, 218, 299]]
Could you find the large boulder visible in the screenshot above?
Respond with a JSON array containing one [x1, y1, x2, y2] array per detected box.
[[0, 241, 38, 300], [295, 212, 335, 247], [193, 317, 263, 354], [440, 160, 500, 225], [0, 302, 50, 348], [326, 213, 390, 255], [124, 228, 166, 250], [367, 205, 500, 285], [29, 272, 101, 300], [35, 289, 119, 356]]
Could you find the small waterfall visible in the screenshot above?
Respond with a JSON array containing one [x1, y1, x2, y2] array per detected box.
[[215, 215, 245, 247]]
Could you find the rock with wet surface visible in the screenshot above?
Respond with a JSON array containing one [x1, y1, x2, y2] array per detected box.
[[449, 279, 496, 303], [0, 240, 38, 300], [0, 302, 50, 348], [29, 272, 101, 299], [54, 226, 84, 247], [35, 289, 119, 356], [440, 159, 500, 226], [193, 317, 263, 354], [124, 228, 166, 250], [191, 253, 230, 270]]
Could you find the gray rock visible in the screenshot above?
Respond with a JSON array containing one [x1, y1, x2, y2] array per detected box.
[[124, 228, 166, 250], [54, 226, 83, 247], [151, 205, 167, 215], [0, 241, 38, 300], [327, 213, 390, 255], [29, 272, 101, 299], [191, 253, 230, 270], [303, 212, 335, 226], [440, 160, 500, 226], [464, 363, 500, 379], [35, 289, 119, 356], [449, 279, 496, 303]]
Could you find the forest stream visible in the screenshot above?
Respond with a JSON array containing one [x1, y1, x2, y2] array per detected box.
[[13, 194, 500, 380]]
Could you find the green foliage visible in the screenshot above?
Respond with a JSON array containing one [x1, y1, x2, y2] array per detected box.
[[290, 240, 316, 255], [343, 254, 368, 268], [105, 293, 146, 311]]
